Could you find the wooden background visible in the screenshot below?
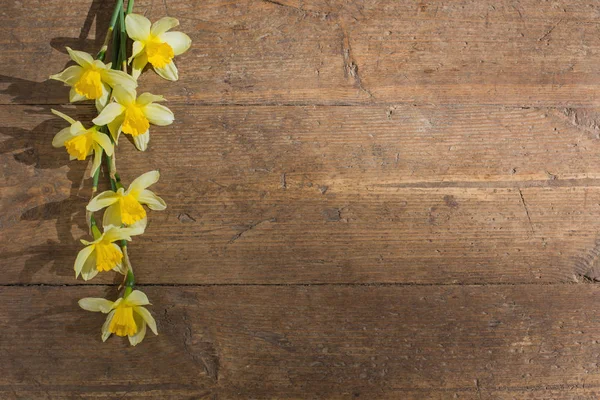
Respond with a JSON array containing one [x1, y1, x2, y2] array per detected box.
[[3, 0, 600, 398]]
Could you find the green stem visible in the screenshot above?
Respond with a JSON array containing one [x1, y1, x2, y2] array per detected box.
[[123, 246, 135, 296], [96, 0, 124, 61], [119, 3, 127, 72], [126, 0, 134, 15]]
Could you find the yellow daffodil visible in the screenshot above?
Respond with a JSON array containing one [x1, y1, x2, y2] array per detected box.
[[125, 14, 191, 81], [87, 170, 166, 228], [75, 224, 144, 281], [92, 85, 174, 151], [79, 290, 158, 346], [51, 109, 114, 177], [50, 47, 137, 110]]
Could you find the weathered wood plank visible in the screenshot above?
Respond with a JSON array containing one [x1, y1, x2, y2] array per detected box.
[[2, 285, 600, 398], [3, 0, 600, 106], [3, 104, 600, 284]]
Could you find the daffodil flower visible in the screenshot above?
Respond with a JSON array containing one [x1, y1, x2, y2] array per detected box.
[[125, 13, 191, 81], [51, 109, 114, 177], [75, 224, 144, 281], [79, 290, 158, 346], [92, 85, 174, 151], [50, 47, 137, 110], [87, 170, 166, 228]]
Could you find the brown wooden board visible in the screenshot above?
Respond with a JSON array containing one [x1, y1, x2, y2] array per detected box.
[[2, 285, 600, 399], [3, 104, 600, 285], [3, 0, 600, 106], [4, 0, 600, 397]]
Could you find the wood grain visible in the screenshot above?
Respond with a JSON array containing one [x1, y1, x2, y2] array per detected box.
[[3, 104, 600, 284], [3, 0, 600, 106], [2, 285, 600, 399], [4, 0, 600, 397]]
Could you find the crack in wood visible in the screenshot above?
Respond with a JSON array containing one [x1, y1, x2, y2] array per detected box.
[[518, 188, 534, 234], [340, 22, 373, 99], [228, 218, 277, 244]]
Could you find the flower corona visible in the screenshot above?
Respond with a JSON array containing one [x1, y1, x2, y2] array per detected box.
[[49, 0, 190, 345]]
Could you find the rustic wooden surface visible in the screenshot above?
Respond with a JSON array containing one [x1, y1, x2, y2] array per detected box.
[[3, 0, 600, 398]]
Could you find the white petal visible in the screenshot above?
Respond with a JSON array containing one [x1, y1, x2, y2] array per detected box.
[[129, 41, 145, 63], [135, 306, 158, 335], [112, 85, 136, 107], [125, 290, 150, 306], [91, 130, 114, 156], [80, 252, 99, 281], [103, 226, 136, 242], [129, 170, 160, 194], [92, 103, 125, 126], [49, 65, 83, 85], [159, 31, 191, 56], [151, 16, 179, 36], [51, 109, 77, 125], [137, 92, 165, 106], [131, 53, 148, 80], [138, 189, 166, 210], [52, 127, 76, 148], [95, 83, 111, 112], [125, 14, 151, 42], [87, 190, 120, 211], [74, 245, 95, 277], [101, 310, 116, 342], [102, 202, 122, 229], [142, 103, 174, 126], [107, 115, 124, 143], [133, 131, 150, 151], [69, 121, 87, 135], [126, 218, 147, 236], [128, 317, 147, 346], [66, 47, 94, 68], [154, 61, 178, 81], [69, 88, 87, 103], [79, 297, 114, 313], [102, 69, 137, 91]]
